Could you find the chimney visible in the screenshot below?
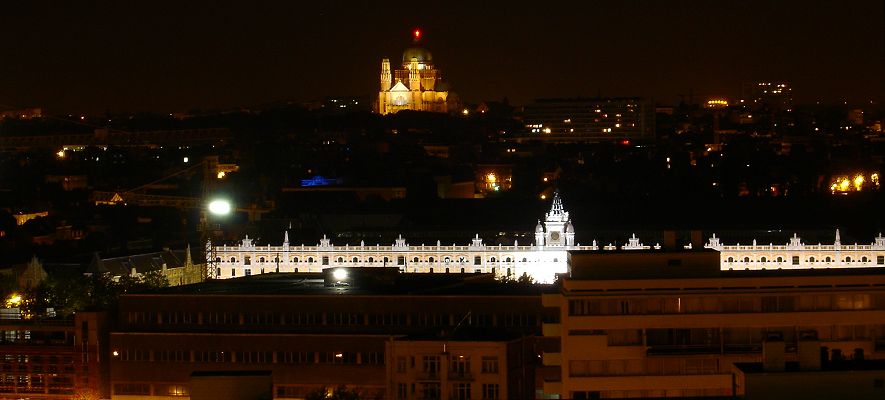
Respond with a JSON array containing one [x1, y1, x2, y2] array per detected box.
[[762, 339, 786, 371]]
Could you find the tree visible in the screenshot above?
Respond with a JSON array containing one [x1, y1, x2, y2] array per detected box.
[[516, 272, 535, 284], [22, 270, 170, 318]]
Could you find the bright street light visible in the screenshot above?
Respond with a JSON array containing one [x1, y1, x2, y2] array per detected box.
[[333, 268, 348, 281], [207, 199, 232, 216]]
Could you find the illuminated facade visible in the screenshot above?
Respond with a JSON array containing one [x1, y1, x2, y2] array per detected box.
[[829, 172, 880, 194], [707, 230, 885, 271], [209, 193, 592, 284], [376, 30, 452, 115]]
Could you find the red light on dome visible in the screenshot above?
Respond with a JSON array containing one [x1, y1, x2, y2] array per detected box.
[[413, 29, 421, 40]]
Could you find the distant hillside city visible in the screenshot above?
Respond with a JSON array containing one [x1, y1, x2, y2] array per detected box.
[[0, 30, 884, 400]]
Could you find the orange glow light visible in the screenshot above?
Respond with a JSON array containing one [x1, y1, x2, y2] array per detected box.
[[413, 29, 421, 40]]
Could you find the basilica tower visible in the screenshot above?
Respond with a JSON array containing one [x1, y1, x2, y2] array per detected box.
[[380, 58, 391, 92]]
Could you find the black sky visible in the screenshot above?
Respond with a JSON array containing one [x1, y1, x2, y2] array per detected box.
[[2, 1, 883, 114]]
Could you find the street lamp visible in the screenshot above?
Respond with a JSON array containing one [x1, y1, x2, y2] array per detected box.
[[207, 199, 232, 216]]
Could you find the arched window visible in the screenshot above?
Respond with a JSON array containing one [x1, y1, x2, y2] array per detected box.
[[216, 267, 221, 277], [368, 257, 374, 263], [259, 257, 265, 263], [760, 257, 767, 263], [553, 258, 559, 262], [428, 257, 435, 263], [845, 257, 852, 263], [862, 256, 869, 263], [444, 257, 451, 263], [230, 257, 236, 263], [809, 257, 816, 263], [459, 256, 466, 263], [505, 257, 512, 263], [825, 256, 832, 262], [293, 257, 299, 263], [743, 257, 750, 263], [522, 258, 527, 262], [412, 257, 419, 263], [383, 257, 390, 264], [489, 257, 497, 263], [727, 257, 734, 263], [307, 257, 314, 263], [336, 257, 344, 263], [215, 257, 221, 263], [776, 256, 783, 263], [352, 257, 359, 263]]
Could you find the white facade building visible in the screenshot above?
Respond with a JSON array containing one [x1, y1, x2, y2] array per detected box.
[[208, 193, 599, 284], [208, 193, 885, 283], [706, 229, 885, 270]]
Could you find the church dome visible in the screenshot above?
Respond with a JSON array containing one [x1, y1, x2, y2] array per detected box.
[[403, 46, 433, 64]]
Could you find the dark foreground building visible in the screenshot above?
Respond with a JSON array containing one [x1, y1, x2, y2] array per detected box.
[[0, 312, 107, 399], [109, 269, 554, 399], [541, 250, 885, 399]]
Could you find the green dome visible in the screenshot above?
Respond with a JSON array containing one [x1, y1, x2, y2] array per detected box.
[[402, 46, 433, 64]]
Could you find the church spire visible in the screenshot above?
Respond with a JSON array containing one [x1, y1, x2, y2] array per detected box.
[[185, 243, 193, 266]]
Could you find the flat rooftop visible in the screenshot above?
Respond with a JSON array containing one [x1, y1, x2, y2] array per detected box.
[[139, 271, 553, 297]]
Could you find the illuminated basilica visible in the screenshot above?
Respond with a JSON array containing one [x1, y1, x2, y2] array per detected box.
[[376, 30, 453, 115]]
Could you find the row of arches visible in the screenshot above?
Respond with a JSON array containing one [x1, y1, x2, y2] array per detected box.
[[725, 256, 871, 264], [218, 255, 539, 264]]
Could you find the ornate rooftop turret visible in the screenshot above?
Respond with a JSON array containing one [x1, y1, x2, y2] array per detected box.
[[545, 191, 569, 223]]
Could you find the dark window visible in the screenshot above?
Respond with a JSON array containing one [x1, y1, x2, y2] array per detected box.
[[878, 256, 884, 265], [322, 256, 329, 265]]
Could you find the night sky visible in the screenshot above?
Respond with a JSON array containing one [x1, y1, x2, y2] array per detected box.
[[2, 1, 883, 114]]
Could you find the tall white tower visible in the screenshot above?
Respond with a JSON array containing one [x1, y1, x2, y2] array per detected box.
[[543, 192, 570, 247]]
